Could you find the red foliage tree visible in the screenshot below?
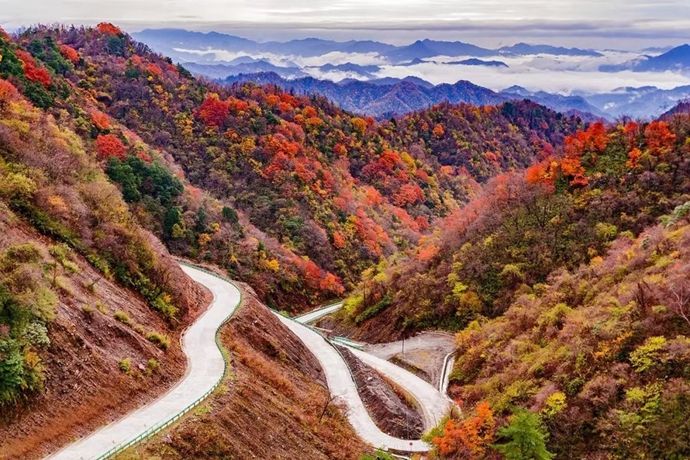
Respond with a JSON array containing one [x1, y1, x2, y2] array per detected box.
[[96, 134, 126, 160], [393, 183, 424, 206], [16, 50, 51, 87], [145, 63, 163, 77], [0, 79, 20, 104], [433, 401, 496, 458], [227, 96, 250, 113], [197, 93, 230, 127], [564, 121, 608, 166]]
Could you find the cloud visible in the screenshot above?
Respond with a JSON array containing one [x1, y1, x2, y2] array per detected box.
[[377, 60, 690, 94]]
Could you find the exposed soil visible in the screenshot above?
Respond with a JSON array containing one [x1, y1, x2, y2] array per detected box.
[[338, 347, 424, 440], [122, 284, 366, 460], [0, 214, 210, 460], [363, 332, 456, 388]]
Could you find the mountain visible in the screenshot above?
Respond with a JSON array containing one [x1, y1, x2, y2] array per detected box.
[[223, 72, 503, 117], [330, 114, 690, 458], [312, 62, 381, 79], [4, 22, 690, 460], [661, 98, 690, 118], [136, 28, 611, 64], [183, 60, 307, 79], [447, 58, 509, 67], [600, 44, 690, 72], [583, 85, 690, 118], [223, 72, 605, 119], [498, 42, 603, 57], [383, 39, 494, 63], [500, 87, 608, 119], [634, 44, 690, 71]]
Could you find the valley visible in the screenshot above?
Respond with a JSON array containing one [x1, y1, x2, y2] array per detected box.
[[0, 16, 689, 460]]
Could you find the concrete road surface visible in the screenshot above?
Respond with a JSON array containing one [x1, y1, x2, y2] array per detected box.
[[46, 264, 240, 460]]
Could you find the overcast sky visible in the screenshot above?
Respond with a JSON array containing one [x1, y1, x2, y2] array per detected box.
[[2, 0, 690, 48]]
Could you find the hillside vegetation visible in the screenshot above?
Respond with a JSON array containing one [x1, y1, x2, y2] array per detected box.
[[0, 31, 208, 457], [335, 111, 690, 457], [339, 119, 690, 339], [10, 25, 582, 310], [4, 21, 684, 460]]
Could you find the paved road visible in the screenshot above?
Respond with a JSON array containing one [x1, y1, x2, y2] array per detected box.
[[363, 332, 456, 389], [46, 264, 241, 460], [293, 301, 343, 324], [344, 346, 452, 430], [274, 312, 435, 453]]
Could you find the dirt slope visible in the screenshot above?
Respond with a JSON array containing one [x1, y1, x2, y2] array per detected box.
[[123, 285, 367, 459], [0, 210, 210, 460]]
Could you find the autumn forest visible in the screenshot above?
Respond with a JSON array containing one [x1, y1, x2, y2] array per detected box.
[[0, 20, 689, 460]]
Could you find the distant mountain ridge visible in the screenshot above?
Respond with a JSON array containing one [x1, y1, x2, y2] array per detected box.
[[223, 71, 606, 119], [600, 44, 690, 72], [134, 28, 604, 65]]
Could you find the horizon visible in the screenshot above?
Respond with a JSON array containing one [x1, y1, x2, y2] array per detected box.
[[1, 0, 690, 50], [2, 22, 689, 54]]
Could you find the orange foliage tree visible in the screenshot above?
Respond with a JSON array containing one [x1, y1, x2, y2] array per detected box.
[[58, 44, 80, 64], [433, 123, 445, 137], [644, 120, 676, 157], [91, 110, 111, 130], [96, 22, 123, 36], [433, 401, 496, 458]]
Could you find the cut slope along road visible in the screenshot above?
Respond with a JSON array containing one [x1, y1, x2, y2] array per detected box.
[[47, 264, 241, 460], [276, 312, 453, 453]]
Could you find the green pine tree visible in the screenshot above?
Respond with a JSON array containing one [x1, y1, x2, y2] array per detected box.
[[493, 409, 554, 460]]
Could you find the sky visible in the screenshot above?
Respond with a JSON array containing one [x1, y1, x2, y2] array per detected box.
[[2, 0, 690, 49]]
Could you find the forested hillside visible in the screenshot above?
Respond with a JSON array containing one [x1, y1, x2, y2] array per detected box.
[[5, 22, 675, 460], [334, 112, 690, 458], [0, 34, 208, 456], [0, 22, 581, 421], [8, 24, 582, 310], [339, 118, 690, 339]]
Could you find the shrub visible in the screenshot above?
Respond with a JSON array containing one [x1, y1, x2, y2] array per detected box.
[[146, 358, 159, 374], [113, 310, 131, 325], [630, 336, 668, 373], [146, 331, 170, 350], [118, 358, 131, 374]]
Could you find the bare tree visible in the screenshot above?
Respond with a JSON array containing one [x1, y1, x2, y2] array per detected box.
[[666, 275, 690, 328]]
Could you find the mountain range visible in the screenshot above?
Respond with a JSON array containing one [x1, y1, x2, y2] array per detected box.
[[600, 44, 690, 72], [222, 72, 606, 119], [133, 29, 604, 64]]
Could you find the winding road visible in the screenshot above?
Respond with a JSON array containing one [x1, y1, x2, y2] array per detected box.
[[47, 266, 453, 459], [293, 301, 343, 324], [276, 313, 440, 452], [291, 303, 454, 450], [47, 264, 241, 460]]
